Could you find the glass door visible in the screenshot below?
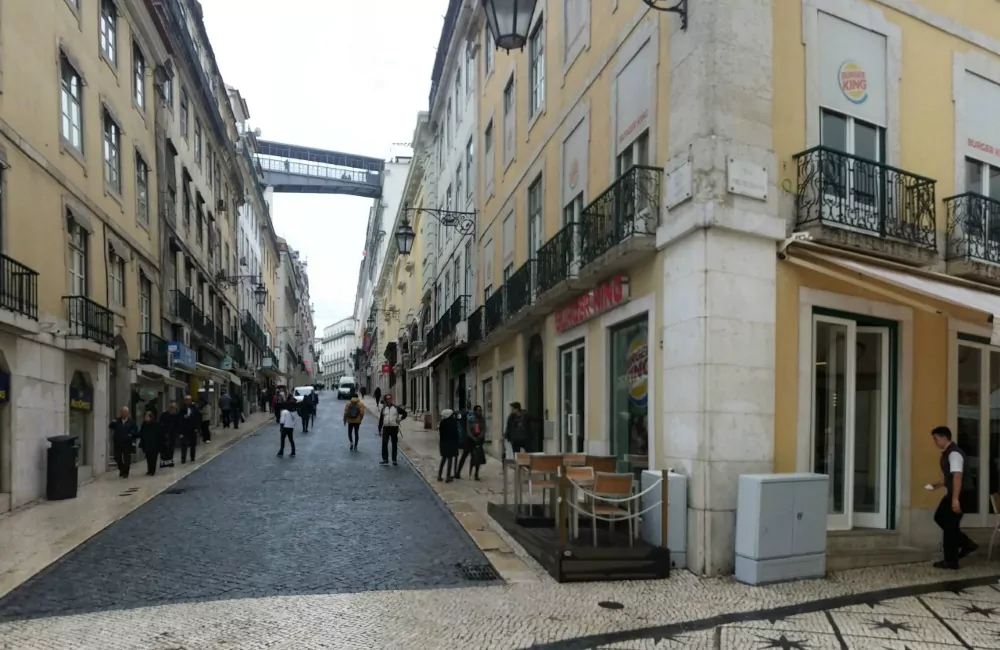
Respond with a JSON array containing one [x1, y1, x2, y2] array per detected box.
[[954, 341, 1000, 527], [559, 343, 586, 453], [812, 316, 891, 530]]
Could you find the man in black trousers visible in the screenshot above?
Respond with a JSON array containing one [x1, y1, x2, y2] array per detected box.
[[929, 426, 978, 569], [108, 406, 138, 478]]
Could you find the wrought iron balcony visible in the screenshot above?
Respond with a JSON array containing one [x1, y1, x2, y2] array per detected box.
[[505, 260, 537, 318], [793, 146, 937, 250], [426, 323, 439, 351], [467, 306, 483, 346], [228, 341, 246, 367], [191, 306, 215, 340], [945, 192, 1000, 264], [484, 287, 506, 337], [439, 295, 468, 340], [139, 332, 170, 368], [536, 222, 580, 296], [63, 296, 113, 347], [171, 290, 193, 323], [580, 165, 662, 267], [0, 253, 39, 320], [241, 310, 266, 350]]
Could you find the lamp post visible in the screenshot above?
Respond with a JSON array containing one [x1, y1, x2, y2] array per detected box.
[[641, 0, 688, 30], [481, 0, 538, 51], [394, 204, 477, 257]]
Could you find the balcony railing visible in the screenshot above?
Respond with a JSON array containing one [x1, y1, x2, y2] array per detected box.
[[171, 290, 193, 323], [506, 260, 537, 317], [63, 296, 113, 347], [0, 253, 39, 320], [536, 222, 580, 296], [484, 287, 506, 337], [467, 306, 483, 346], [228, 342, 246, 366], [439, 295, 468, 340], [580, 165, 662, 267], [793, 146, 937, 250], [945, 192, 1000, 264], [242, 310, 266, 350], [139, 332, 170, 368], [214, 324, 226, 351]]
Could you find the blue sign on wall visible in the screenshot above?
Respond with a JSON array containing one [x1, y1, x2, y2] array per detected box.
[[168, 342, 197, 370], [0, 372, 10, 403], [69, 386, 92, 411]]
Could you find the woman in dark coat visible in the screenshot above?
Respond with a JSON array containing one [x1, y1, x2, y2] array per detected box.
[[158, 401, 181, 468], [138, 411, 163, 476], [437, 409, 460, 483]]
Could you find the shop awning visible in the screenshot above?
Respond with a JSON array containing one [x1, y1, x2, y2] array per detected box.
[[194, 363, 241, 385], [409, 346, 452, 372], [791, 253, 1000, 342]]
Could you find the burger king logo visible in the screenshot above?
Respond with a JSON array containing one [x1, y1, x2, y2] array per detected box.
[[838, 60, 868, 104]]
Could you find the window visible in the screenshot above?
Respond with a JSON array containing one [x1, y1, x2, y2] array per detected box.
[[464, 241, 474, 298], [456, 166, 463, 208], [503, 76, 515, 116], [465, 137, 474, 198], [68, 217, 87, 296], [503, 77, 515, 166], [109, 250, 125, 306], [563, 193, 583, 225], [139, 274, 151, 332], [103, 110, 121, 192], [452, 257, 460, 301], [444, 272, 451, 306], [528, 176, 543, 256], [485, 29, 495, 75], [616, 130, 649, 177], [194, 119, 202, 166], [446, 184, 453, 212], [503, 263, 513, 282], [60, 56, 83, 151], [484, 284, 492, 303], [99, 0, 117, 66], [484, 119, 494, 189], [196, 209, 203, 246], [132, 42, 145, 109], [465, 45, 474, 96], [163, 76, 173, 109], [966, 158, 1000, 198], [180, 89, 189, 138], [529, 19, 545, 117], [446, 100, 453, 147], [135, 153, 149, 224], [182, 187, 191, 232], [455, 69, 462, 124], [820, 109, 885, 206]]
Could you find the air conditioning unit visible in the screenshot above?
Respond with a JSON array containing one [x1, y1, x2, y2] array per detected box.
[[455, 321, 468, 344], [217, 199, 227, 212]]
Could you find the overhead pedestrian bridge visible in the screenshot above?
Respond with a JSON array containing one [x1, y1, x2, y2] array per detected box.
[[256, 140, 384, 199]]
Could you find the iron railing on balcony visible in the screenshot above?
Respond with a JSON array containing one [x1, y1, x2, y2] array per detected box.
[[139, 332, 170, 368], [945, 192, 1000, 264], [426, 324, 439, 352], [437, 295, 468, 340], [505, 260, 537, 317], [63, 296, 113, 347], [214, 324, 226, 351], [536, 222, 580, 296], [241, 310, 266, 350], [0, 253, 39, 320], [228, 342, 246, 367], [484, 287, 506, 337], [467, 306, 483, 346], [580, 164, 662, 267], [192, 306, 215, 340], [793, 146, 937, 250], [171, 290, 193, 323]]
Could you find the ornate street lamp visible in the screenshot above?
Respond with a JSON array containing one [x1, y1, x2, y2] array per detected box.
[[641, 0, 688, 30], [253, 282, 268, 307], [394, 204, 477, 257], [481, 0, 538, 52]]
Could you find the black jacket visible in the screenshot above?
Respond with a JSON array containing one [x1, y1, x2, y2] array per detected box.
[[138, 421, 162, 454], [181, 403, 201, 434], [109, 418, 138, 449], [439, 415, 460, 457]]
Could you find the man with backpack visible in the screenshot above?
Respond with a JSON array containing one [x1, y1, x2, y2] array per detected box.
[[377, 394, 407, 466], [343, 394, 365, 451]]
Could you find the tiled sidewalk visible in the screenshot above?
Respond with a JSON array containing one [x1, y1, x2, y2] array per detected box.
[[0, 410, 272, 600]]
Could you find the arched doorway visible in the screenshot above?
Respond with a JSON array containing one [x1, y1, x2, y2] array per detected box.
[[526, 333, 544, 452]]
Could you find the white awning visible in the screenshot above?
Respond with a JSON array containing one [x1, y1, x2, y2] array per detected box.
[[409, 346, 452, 372], [194, 363, 239, 385], [792, 253, 1000, 342]]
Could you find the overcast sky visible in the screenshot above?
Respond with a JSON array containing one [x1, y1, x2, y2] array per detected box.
[[200, 0, 448, 330]]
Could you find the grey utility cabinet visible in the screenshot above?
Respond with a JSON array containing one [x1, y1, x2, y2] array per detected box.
[[735, 473, 828, 585]]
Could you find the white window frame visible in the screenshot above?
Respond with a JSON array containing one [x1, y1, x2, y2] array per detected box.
[[103, 110, 121, 192], [136, 152, 149, 224], [68, 218, 87, 296], [528, 175, 543, 257], [465, 137, 475, 199], [60, 56, 83, 151], [99, 0, 117, 66], [109, 250, 125, 307], [139, 273, 151, 332], [132, 42, 145, 110], [529, 17, 546, 118]]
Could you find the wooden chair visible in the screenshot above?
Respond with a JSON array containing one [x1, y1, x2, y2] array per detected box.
[[527, 454, 564, 517], [989, 494, 1000, 560], [565, 465, 595, 539], [589, 472, 636, 547], [585, 455, 617, 474], [563, 453, 586, 467]]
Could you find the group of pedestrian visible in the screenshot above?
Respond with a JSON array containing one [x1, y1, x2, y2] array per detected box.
[[271, 387, 320, 457], [108, 396, 203, 479], [437, 404, 486, 482], [218, 390, 244, 430]]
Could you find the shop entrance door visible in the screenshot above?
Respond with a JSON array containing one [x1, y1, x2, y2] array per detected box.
[[559, 342, 586, 453], [953, 340, 1000, 528], [812, 315, 891, 530]]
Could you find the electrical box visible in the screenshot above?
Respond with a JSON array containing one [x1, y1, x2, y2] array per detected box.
[[640, 470, 688, 569], [735, 473, 828, 585]]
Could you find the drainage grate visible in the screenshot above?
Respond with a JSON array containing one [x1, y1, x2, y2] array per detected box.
[[598, 601, 625, 610], [456, 562, 502, 581]]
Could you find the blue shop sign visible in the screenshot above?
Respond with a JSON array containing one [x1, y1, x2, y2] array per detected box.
[[168, 342, 197, 370], [0, 372, 9, 403], [221, 356, 233, 370], [69, 386, 92, 411]]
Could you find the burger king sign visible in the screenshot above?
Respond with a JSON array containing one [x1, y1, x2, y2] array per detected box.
[[838, 60, 868, 104]]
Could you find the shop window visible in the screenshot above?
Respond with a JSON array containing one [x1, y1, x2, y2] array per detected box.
[[609, 317, 648, 462], [955, 337, 1000, 524], [69, 371, 93, 466]]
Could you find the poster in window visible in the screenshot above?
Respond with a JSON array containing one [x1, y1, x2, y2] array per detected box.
[[817, 12, 887, 126]]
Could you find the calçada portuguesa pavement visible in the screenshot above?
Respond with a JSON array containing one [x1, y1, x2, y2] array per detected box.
[[0, 397, 997, 649]]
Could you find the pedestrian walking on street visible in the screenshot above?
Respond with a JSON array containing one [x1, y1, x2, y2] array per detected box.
[[180, 395, 200, 464], [299, 393, 315, 433], [437, 409, 459, 482], [159, 402, 181, 468], [929, 426, 978, 569], [273, 391, 282, 424], [232, 392, 243, 429], [277, 402, 297, 457], [505, 402, 529, 456], [109, 407, 138, 478], [373, 386, 381, 406], [359, 385, 366, 400], [219, 390, 232, 429], [378, 394, 406, 466], [343, 395, 365, 451], [138, 411, 163, 476], [456, 406, 486, 480]]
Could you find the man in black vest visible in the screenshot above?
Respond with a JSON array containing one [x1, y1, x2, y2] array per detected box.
[[929, 426, 977, 569]]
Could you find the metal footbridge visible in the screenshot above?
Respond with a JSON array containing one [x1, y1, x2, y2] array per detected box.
[[256, 140, 384, 199]]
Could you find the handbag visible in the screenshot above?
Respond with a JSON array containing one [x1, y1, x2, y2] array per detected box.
[[472, 445, 487, 466]]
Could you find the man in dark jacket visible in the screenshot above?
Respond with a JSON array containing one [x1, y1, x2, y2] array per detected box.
[[504, 402, 529, 456], [219, 390, 232, 429], [180, 395, 200, 464], [158, 401, 181, 468], [299, 392, 315, 433], [108, 406, 138, 478]]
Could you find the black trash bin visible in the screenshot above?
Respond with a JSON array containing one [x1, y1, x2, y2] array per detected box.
[[46, 435, 79, 501]]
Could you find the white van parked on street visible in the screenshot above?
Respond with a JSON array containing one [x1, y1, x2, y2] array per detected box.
[[337, 377, 357, 400]]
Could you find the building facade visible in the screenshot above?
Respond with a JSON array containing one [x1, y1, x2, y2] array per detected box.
[[318, 317, 356, 386], [274, 239, 315, 388]]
